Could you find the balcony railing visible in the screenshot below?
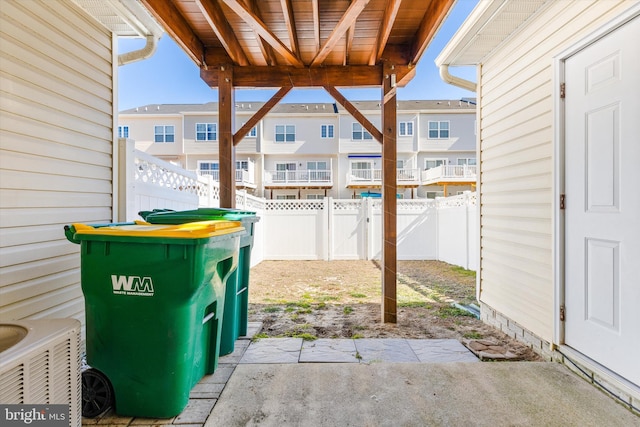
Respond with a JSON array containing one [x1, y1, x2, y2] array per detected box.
[[197, 169, 256, 186], [264, 170, 333, 186], [346, 168, 421, 185], [421, 165, 477, 184]]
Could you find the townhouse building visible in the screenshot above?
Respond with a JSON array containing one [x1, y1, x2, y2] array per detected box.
[[118, 99, 476, 199]]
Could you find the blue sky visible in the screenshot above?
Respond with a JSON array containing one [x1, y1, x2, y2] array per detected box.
[[117, 0, 478, 111]]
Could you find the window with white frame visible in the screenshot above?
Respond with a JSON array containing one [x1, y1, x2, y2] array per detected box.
[[198, 161, 219, 177], [276, 194, 297, 200], [352, 123, 373, 140], [425, 158, 447, 170], [154, 125, 174, 143], [118, 126, 129, 138], [236, 160, 249, 171], [426, 191, 444, 199], [399, 121, 413, 136], [457, 158, 476, 166], [428, 121, 449, 139], [396, 160, 404, 169], [306, 194, 323, 199], [241, 122, 257, 137], [196, 123, 216, 141], [275, 125, 295, 142], [321, 124, 334, 138], [307, 161, 328, 181]]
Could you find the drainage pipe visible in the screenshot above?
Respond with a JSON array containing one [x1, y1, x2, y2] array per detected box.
[[118, 33, 160, 66], [439, 64, 476, 92]]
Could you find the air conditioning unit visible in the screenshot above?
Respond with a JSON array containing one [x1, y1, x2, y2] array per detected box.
[[0, 319, 81, 427]]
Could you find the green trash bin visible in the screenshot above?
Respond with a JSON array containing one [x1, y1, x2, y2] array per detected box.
[[65, 220, 244, 418], [139, 208, 259, 356]]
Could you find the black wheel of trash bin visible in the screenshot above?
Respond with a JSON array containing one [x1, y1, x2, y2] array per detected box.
[[82, 368, 114, 418]]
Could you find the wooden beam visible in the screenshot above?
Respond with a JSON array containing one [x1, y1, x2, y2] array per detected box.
[[280, 0, 300, 56], [310, 0, 371, 67], [219, 64, 236, 208], [201, 64, 412, 87], [196, 0, 250, 66], [324, 85, 382, 143], [234, 86, 292, 145], [381, 61, 397, 324], [344, 23, 355, 65], [140, 0, 205, 67], [410, 0, 455, 64], [247, 0, 277, 66], [369, 0, 402, 65], [222, 0, 304, 67], [311, 0, 320, 53]]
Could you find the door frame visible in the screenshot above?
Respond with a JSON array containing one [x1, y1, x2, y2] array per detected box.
[[553, 2, 640, 376]]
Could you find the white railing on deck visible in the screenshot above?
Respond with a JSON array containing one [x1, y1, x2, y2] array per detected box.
[[264, 170, 332, 185], [346, 168, 420, 184], [421, 165, 477, 183]]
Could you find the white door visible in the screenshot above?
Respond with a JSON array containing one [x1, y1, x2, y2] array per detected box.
[[564, 16, 640, 387]]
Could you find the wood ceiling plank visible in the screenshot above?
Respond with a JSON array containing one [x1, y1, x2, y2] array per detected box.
[[311, 0, 320, 53], [196, 0, 250, 66], [140, 0, 207, 67], [222, 0, 304, 67], [310, 0, 371, 67]]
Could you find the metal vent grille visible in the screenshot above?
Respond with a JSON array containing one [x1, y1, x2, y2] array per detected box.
[[0, 320, 81, 427]]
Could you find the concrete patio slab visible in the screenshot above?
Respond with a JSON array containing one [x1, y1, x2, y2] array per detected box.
[[354, 338, 420, 363], [205, 362, 640, 427], [239, 338, 303, 364], [407, 338, 479, 363], [299, 339, 358, 363]]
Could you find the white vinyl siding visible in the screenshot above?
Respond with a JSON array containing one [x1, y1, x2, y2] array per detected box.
[[477, 0, 631, 341], [0, 0, 114, 324]]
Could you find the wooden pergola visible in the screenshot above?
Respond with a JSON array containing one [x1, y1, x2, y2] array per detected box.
[[140, 0, 456, 323]]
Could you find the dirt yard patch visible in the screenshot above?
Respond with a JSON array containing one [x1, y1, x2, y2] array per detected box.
[[248, 260, 541, 361]]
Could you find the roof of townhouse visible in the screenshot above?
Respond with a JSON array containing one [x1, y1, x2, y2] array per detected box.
[[119, 99, 476, 115]]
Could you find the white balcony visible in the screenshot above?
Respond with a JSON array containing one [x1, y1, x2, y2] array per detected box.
[[197, 169, 257, 188], [264, 170, 333, 187], [421, 165, 477, 185], [346, 169, 421, 187]]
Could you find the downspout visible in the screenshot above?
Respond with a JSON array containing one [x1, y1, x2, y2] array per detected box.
[[438, 64, 476, 92], [118, 33, 160, 66]]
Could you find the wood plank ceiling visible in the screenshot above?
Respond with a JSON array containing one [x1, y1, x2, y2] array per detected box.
[[139, 0, 456, 324], [140, 0, 455, 89]]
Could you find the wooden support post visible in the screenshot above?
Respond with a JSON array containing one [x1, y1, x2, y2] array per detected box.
[[381, 62, 397, 323], [219, 64, 236, 208]]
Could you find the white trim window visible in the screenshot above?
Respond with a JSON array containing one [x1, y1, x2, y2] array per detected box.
[[196, 123, 217, 141], [154, 125, 175, 143], [275, 124, 295, 142], [425, 158, 447, 170], [352, 123, 372, 140], [236, 160, 249, 171], [276, 194, 297, 200], [457, 158, 476, 166], [428, 121, 449, 139], [118, 125, 129, 138], [306, 194, 323, 199], [241, 122, 257, 137], [321, 124, 334, 138], [197, 161, 219, 177], [399, 121, 413, 136]]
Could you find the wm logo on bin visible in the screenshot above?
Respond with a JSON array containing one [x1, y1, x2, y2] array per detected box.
[[111, 275, 154, 296]]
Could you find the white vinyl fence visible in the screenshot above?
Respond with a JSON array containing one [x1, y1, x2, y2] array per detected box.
[[118, 140, 477, 270]]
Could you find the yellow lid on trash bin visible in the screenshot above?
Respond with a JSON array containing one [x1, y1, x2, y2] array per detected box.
[[71, 220, 244, 239]]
